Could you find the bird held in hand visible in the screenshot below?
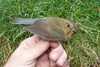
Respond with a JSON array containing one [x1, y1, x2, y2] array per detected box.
[[11, 17, 77, 41]]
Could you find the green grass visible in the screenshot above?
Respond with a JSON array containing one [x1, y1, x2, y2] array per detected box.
[[0, 0, 100, 67]]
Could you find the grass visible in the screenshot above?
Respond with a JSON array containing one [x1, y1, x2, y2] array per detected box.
[[0, 0, 100, 67]]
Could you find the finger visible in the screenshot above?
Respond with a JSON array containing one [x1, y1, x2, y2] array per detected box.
[[19, 35, 41, 49], [50, 41, 59, 48], [56, 51, 67, 67], [28, 39, 50, 59], [46, 41, 59, 53], [49, 42, 64, 62], [50, 60, 57, 67], [37, 53, 50, 67]]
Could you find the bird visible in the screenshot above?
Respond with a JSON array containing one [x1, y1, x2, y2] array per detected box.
[[11, 17, 77, 42]]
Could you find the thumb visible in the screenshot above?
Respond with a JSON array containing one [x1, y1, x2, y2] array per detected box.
[[28, 39, 50, 59]]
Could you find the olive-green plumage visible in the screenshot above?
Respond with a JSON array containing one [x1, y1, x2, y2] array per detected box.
[[12, 17, 77, 41]]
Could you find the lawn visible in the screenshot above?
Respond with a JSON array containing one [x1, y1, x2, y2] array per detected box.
[[0, 0, 100, 67]]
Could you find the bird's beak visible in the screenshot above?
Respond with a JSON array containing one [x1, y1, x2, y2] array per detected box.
[[73, 31, 77, 34]]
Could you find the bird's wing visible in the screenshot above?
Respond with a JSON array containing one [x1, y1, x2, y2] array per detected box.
[[46, 17, 65, 35], [21, 18, 65, 41]]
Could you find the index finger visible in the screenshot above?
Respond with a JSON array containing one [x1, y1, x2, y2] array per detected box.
[[19, 35, 41, 49]]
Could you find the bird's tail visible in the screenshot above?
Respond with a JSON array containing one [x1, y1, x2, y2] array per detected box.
[[11, 18, 38, 24]]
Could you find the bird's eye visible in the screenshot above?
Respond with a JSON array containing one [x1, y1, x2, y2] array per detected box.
[[67, 24, 70, 28]]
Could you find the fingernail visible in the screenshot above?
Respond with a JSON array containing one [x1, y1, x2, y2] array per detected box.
[[52, 53, 58, 61]]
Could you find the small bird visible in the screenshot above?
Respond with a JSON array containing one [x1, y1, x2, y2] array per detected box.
[[12, 17, 77, 41]]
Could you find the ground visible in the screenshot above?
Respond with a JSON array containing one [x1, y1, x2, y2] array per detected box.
[[0, 0, 100, 67]]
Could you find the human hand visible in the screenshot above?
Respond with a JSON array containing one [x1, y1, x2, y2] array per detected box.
[[4, 35, 67, 67]]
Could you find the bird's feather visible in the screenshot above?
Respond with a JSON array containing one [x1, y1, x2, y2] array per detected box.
[[22, 18, 65, 41], [11, 18, 38, 24], [11, 17, 78, 41]]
